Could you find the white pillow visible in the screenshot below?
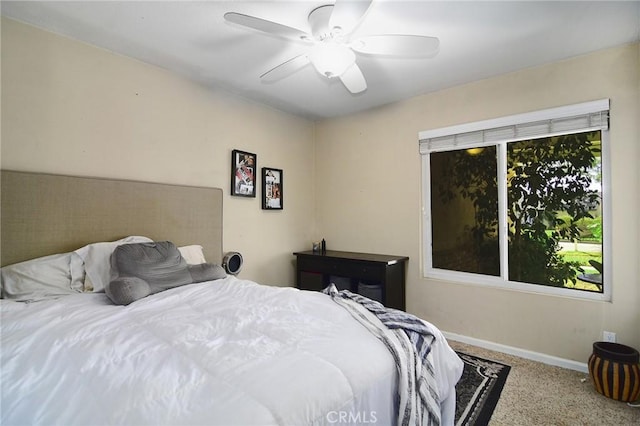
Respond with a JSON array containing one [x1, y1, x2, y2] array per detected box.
[[178, 245, 207, 265], [74, 236, 153, 292], [1, 253, 83, 302]]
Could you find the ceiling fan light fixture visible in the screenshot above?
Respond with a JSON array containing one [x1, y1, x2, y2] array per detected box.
[[309, 42, 355, 78]]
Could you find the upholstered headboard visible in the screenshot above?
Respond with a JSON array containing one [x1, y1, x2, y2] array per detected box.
[[1, 170, 223, 267]]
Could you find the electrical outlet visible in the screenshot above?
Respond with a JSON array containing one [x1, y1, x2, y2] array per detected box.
[[603, 331, 616, 343]]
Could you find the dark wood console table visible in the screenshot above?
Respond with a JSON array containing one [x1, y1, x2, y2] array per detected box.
[[293, 250, 408, 311]]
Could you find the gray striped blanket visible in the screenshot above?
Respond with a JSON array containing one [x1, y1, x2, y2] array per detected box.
[[323, 284, 441, 426]]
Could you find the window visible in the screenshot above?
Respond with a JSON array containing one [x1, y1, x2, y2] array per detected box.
[[420, 100, 610, 301]]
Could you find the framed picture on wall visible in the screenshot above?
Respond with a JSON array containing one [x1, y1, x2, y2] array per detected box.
[[231, 149, 257, 197], [262, 167, 283, 210]]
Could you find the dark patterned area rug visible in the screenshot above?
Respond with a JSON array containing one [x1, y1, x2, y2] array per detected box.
[[454, 352, 511, 426]]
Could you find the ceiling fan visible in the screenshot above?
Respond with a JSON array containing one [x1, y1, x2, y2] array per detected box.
[[224, 0, 439, 94]]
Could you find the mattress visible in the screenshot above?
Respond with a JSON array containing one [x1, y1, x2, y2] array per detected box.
[[1, 276, 462, 425]]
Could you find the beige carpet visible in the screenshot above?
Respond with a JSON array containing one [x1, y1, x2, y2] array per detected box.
[[449, 340, 640, 425]]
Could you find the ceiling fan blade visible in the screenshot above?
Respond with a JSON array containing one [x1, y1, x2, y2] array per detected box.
[[224, 12, 311, 42], [352, 34, 440, 57], [339, 63, 367, 94], [329, 0, 373, 35], [260, 54, 311, 82]]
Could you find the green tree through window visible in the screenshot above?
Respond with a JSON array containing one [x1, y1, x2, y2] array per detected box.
[[431, 146, 499, 276], [507, 132, 601, 289], [430, 131, 603, 293]]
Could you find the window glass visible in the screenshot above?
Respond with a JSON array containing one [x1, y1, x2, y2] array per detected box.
[[430, 146, 499, 276], [507, 131, 602, 292]]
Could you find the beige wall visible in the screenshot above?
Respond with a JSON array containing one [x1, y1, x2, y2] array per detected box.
[[1, 18, 316, 286], [3, 17, 639, 363], [314, 43, 640, 362]]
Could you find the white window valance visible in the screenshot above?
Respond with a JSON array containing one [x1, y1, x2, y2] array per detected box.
[[419, 99, 609, 154]]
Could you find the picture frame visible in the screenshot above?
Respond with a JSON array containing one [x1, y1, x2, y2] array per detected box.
[[231, 149, 257, 197], [262, 167, 283, 210]]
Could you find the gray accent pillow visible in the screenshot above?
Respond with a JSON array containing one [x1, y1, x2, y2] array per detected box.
[[106, 276, 151, 305], [106, 241, 226, 305], [188, 263, 227, 283], [110, 241, 192, 292]]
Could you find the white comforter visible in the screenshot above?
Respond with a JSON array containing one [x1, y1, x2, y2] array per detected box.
[[1, 276, 462, 426]]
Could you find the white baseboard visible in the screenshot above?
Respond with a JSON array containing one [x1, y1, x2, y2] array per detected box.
[[443, 331, 589, 373]]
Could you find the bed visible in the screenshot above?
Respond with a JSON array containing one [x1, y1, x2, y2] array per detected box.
[[0, 170, 463, 426]]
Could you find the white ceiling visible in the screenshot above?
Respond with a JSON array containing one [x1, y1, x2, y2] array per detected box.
[[2, 1, 639, 120]]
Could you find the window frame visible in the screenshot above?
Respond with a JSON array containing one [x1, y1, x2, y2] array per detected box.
[[420, 100, 612, 302]]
